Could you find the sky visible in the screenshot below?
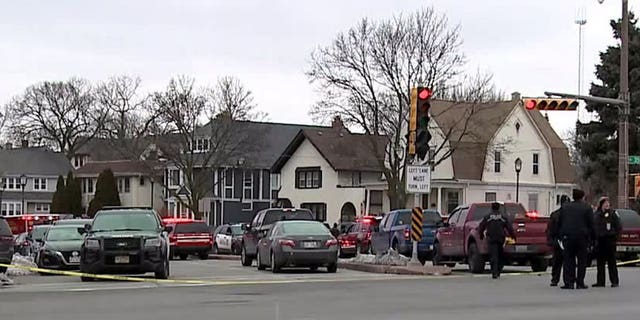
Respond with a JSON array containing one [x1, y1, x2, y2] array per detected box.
[[0, 0, 632, 139]]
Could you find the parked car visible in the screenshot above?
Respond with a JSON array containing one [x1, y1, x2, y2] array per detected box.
[[212, 224, 244, 255], [433, 202, 551, 273], [36, 225, 84, 272], [54, 219, 93, 226], [614, 209, 640, 261], [28, 225, 51, 255], [337, 216, 382, 258], [165, 220, 212, 260], [240, 208, 314, 267], [13, 232, 32, 256], [79, 207, 172, 281], [256, 220, 338, 273], [370, 209, 442, 262], [0, 217, 14, 274]]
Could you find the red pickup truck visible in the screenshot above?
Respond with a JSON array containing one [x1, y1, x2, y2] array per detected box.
[[432, 202, 552, 273]]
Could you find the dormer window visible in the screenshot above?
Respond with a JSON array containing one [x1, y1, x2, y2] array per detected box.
[[191, 138, 211, 153]]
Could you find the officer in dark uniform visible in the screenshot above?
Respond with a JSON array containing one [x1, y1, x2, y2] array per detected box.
[[557, 189, 595, 289], [593, 197, 622, 288], [478, 202, 516, 279], [547, 195, 571, 286]]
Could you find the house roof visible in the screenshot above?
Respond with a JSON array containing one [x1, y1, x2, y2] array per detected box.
[[429, 99, 575, 184], [272, 123, 387, 173], [75, 160, 156, 176], [0, 147, 73, 176]]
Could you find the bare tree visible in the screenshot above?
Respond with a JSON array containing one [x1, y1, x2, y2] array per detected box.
[[151, 76, 251, 218], [6, 78, 106, 158], [307, 8, 504, 209], [96, 75, 160, 159], [209, 76, 267, 121]]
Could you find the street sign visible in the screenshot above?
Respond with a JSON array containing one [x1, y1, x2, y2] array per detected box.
[[406, 165, 431, 193], [410, 207, 423, 241], [630, 156, 640, 165]]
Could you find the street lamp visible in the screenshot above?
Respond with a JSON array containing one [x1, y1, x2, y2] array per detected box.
[[0, 177, 6, 216], [514, 158, 522, 203], [19, 174, 27, 232]]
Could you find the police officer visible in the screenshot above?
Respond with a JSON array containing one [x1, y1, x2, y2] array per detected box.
[[593, 197, 622, 288], [547, 195, 571, 286], [557, 189, 595, 289], [478, 202, 516, 279]]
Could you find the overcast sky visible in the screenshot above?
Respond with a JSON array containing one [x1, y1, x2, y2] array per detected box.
[[0, 0, 632, 138]]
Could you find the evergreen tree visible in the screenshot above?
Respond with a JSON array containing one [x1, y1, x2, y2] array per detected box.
[[576, 13, 640, 200], [88, 169, 121, 217], [65, 171, 82, 217], [50, 175, 66, 214]]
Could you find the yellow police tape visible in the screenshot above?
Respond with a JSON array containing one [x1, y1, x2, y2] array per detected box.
[[1, 258, 639, 284]]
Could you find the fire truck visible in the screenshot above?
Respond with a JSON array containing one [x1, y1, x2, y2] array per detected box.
[[4, 214, 62, 235]]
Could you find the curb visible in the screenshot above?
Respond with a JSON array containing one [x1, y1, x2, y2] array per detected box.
[[338, 262, 452, 276], [209, 254, 241, 261]]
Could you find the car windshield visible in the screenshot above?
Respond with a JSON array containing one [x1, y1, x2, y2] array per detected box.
[[92, 212, 160, 232], [263, 209, 314, 225], [45, 227, 84, 241], [230, 225, 243, 235], [174, 222, 209, 233], [617, 209, 640, 228], [30, 226, 50, 241], [281, 221, 331, 236], [56, 219, 91, 226]]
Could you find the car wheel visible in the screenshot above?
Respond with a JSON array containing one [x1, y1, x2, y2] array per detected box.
[[241, 245, 253, 267], [327, 263, 338, 273], [530, 258, 548, 272], [231, 244, 239, 255], [468, 242, 485, 274], [0, 266, 7, 274], [355, 243, 361, 256], [199, 251, 209, 260], [310, 266, 318, 271], [257, 251, 266, 270], [155, 259, 170, 279], [270, 251, 281, 273], [337, 245, 344, 258], [179, 253, 188, 260], [391, 239, 399, 251], [212, 244, 219, 255], [81, 276, 95, 282]]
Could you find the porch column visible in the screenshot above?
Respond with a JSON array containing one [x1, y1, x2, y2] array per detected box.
[[364, 189, 370, 216], [437, 187, 442, 213]]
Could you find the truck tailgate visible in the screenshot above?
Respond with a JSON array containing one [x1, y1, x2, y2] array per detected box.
[[512, 217, 549, 245]]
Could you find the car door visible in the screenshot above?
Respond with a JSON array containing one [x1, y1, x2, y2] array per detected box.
[[438, 209, 460, 256], [222, 227, 234, 251], [371, 213, 393, 253], [451, 208, 469, 256], [260, 224, 279, 265], [214, 226, 226, 249]]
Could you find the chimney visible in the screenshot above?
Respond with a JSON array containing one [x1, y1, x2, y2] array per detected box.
[[21, 140, 29, 148], [511, 92, 521, 101], [331, 116, 344, 130]]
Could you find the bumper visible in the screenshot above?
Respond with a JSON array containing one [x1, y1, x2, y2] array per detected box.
[[278, 249, 338, 267], [398, 241, 434, 256], [616, 245, 640, 254], [503, 244, 552, 259], [171, 245, 210, 254], [81, 247, 165, 274], [39, 251, 81, 269]]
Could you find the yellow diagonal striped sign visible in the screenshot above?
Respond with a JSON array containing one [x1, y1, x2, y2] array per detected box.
[[411, 207, 423, 241]]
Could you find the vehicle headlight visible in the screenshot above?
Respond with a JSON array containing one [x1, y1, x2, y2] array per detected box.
[[85, 239, 100, 249], [144, 238, 162, 247]]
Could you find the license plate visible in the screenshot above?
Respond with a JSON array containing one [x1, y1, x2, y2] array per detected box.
[[69, 256, 80, 263], [303, 241, 319, 248], [515, 245, 529, 253], [617, 246, 640, 252], [115, 256, 130, 264]]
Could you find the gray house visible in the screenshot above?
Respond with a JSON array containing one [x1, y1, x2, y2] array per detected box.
[[0, 146, 73, 216]]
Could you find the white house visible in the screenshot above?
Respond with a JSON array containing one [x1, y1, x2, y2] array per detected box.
[[424, 93, 575, 216], [272, 118, 387, 224]]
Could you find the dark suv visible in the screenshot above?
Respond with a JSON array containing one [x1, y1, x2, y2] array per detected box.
[[0, 217, 14, 274], [79, 207, 172, 281], [240, 208, 314, 266]]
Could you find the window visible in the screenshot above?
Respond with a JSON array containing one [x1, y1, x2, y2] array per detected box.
[[485, 192, 497, 202], [295, 167, 322, 189], [1, 203, 22, 216], [35, 203, 50, 213], [242, 171, 253, 211], [494, 151, 501, 173], [351, 172, 362, 186], [192, 137, 210, 153], [369, 190, 384, 215], [533, 153, 539, 175], [224, 169, 233, 198], [270, 173, 281, 190], [300, 203, 327, 221], [447, 191, 460, 214], [73, 155, 85, 168], [33, 178, 47, 191], [528, 193, 539, 211], [1, 177, 22, 191], [83, 178, 95, 194], [118, 177, 131, 193], [169, 169, 180, 187]]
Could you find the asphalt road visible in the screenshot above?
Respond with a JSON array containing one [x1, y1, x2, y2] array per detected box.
[[1, 259, 639, 320]]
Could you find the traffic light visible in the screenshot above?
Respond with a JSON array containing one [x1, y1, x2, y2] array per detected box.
[[522, 98, 579, 111], [415, 87, 432, 160]]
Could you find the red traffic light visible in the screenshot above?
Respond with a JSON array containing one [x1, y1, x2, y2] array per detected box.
[[525, 99, 536, 110], [418, 88, 432, 100]]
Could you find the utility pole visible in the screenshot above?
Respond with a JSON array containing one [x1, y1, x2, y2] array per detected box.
[[575, 8, 587, 122], [619, 0, 630, 209]]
